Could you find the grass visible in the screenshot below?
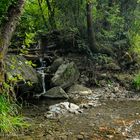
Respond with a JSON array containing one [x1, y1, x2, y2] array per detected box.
[[0, 94, 29, 134], [133, 72, 140, 90]]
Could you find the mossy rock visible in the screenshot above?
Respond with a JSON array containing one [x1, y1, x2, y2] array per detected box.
[[5, 55, 38, 83], [49, 57, 64, 73], [5, 55, 41, 96], [43, 86, 68, 99], [51, 62, 80, 89]]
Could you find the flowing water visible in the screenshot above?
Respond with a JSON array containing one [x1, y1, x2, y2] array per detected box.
[[36, 58, 47, 97]]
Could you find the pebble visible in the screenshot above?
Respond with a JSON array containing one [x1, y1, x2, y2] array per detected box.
[[106, 135, 114, 139], [77, 135, 84, 140], [135, 113, 139, 115]]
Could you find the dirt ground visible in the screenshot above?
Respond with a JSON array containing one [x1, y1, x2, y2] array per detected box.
[[1, 98, 140, 140]]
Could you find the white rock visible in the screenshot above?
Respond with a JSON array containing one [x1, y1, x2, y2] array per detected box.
[[46, 102, 81, 118]]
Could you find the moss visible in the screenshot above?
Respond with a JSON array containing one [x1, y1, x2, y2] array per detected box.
[[63, 64, 76, 80], [0, 37, 5, 86], [0, 52, 5, 91], [52, 62, 80, 88], [0, 34, 4, 52]]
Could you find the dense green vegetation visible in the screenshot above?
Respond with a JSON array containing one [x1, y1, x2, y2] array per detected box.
[[0, 0, 140, 134], [0, 0, 27, 134], [13, 0, 140, 51]]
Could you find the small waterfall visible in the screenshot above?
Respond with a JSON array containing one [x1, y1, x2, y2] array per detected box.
[[37, 69, 46, 95], [36, 58, 47, 96], [34, 40, 47, 98]]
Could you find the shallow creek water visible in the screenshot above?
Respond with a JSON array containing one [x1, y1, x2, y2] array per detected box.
[[1, 99, 140, 140]]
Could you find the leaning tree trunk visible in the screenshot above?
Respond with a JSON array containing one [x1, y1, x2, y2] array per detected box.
[[86, 0, 97, 53], [0, 0, 25, 93]]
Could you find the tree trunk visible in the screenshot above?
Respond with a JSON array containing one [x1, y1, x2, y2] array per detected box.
[[86, 0, 96, 53], [0, 0, 25, 93]]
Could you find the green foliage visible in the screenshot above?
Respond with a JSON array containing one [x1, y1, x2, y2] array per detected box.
[[17, 32, 37, 53], [128, 2, 140, 58], [129, 32, 140, 54], [133, 72, 140, 90], [96, 3, 125, 42], [55, 0, 86, 29], [0, 69, 30, 134], [24, 32, 36, 47], [9, 0, 140, 56], [18, 0, 49, 33], [0, 0, 17, 26], [0, 94, 29, 134], [0, 75, 30, 134], [0, 0, 12, 25], [25, 60, 37, 67]]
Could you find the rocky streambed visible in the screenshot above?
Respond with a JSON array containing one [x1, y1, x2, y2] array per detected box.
[[3, 53, 140, 140], [1, 83, 140, 140]]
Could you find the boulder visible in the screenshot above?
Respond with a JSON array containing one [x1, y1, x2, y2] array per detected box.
[[68, 84, 92, 95], [51, 62, 80, 89], [6, 55, 38, 82], [49, 57, 64, 73], [42, 86, 68, 99], [5, 55, 41, 96]]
